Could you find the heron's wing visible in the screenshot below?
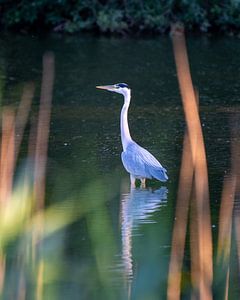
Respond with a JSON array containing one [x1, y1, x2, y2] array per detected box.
[[121, 142, 168, 181], [121, 146, 151, 178]]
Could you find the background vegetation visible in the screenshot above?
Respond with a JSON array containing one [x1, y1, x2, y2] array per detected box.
[[0, 0, 240, 35]]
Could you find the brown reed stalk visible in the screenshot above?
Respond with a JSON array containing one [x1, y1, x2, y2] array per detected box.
[[34, 52, 55, 210], [189, 89, 210, 298], [171, 23, 212, 299], [32, 53, 54, 300], [167, 131, 193, 299], [168, 88, 199, 299], [15, 82, 35, 161], [28, 115, 38, 163], [0, 108, 15, 205], [168, 87, 200, 299], [0, 82, 33, 300], [217, 175, 236, 262], [189, 187, 201, 298], [217, 115, 240, 299], [0, 253, 5, 294]]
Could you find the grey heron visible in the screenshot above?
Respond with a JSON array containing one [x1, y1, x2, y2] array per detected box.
[[96, 83, 168, 187]]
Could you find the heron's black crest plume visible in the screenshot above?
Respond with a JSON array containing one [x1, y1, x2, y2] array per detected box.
[[96, 81, 168, 186], [116, 83, 129, 88]]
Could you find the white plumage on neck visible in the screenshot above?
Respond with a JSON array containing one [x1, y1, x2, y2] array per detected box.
[[120, 89, 132, 151], [96, 82, 168, 185]]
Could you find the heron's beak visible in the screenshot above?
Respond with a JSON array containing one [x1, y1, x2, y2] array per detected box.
[[96, 85, 116, 92]]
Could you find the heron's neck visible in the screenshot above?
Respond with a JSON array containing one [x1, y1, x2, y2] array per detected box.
[[121, 91, 132, 151]]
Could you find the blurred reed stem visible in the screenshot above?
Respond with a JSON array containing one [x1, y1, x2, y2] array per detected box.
[[217, 115, 240, 299], [168, 88, 199, 299], [167, 129, 193, 299], [0, 108, 15, 205], [0, 52, 55, 299], [34, 52, 55, 211], [169, 23, 212, 299], [15, 82, 35, 161]]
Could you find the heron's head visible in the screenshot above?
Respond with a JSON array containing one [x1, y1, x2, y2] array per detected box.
[[96, 83, 130, 96]]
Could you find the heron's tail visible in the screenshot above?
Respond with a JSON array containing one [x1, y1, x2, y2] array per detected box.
[[150, 167, 168, 182]]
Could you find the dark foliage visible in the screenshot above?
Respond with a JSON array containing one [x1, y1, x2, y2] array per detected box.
[[0, 1, 240, 34]]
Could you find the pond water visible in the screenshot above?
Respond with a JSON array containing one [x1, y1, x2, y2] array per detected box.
[[0, 34, 240, 299]]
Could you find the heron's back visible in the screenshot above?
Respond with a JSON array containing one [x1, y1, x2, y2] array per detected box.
[[121, 142, 168, 182]]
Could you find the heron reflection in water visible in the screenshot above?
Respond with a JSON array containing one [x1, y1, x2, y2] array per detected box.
[[120, 185, 168, 285], [96, 83, 168, 187]]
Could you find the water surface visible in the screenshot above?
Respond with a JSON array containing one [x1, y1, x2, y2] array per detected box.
[[0, 34, 239, 299]]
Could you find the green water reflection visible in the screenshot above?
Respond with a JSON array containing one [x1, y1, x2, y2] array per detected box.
[[0, 34, 240, 299]]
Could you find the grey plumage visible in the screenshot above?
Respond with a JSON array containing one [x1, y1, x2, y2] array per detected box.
[[96, 82, 168, 186], [121, 141, 168, 182]]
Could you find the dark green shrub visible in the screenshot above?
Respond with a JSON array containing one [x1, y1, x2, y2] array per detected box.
[[0, 0, 240, 34]]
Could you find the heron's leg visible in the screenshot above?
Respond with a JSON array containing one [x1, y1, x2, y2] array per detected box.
[[130, 174, 136, 188], [140, 178, 146, 189]]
